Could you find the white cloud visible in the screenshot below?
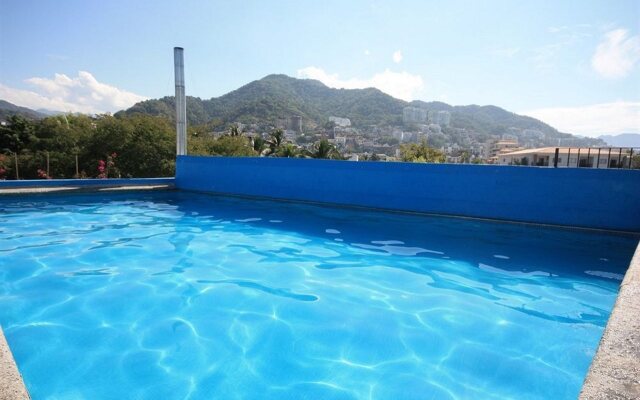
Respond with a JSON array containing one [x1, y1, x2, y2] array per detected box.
[[531, 25, 593, 72], [392, 50, 403, 63], [592, 29, 640, 79], [522, 101, 640, 136], [0, 71, 147, 114], [297, 66, 424, 101]]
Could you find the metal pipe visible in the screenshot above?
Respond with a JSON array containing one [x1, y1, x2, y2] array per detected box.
[[587, 148, 591, 167], [553, 148, 559, 168], [630, 149, 634, 169], [174, 47, 187, 156], [75, 154, 79, 178], [577, 148, 581, 168], [46, 151, 50, 177], [14, 153, 19, 180], [567, 148, 570, 167], [596, 148, 601, 169]]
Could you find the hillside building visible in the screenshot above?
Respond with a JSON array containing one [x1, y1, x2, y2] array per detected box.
[[488, 139, 522, 161], [428, 110, 451, 127], [403, 107, 428, 125]]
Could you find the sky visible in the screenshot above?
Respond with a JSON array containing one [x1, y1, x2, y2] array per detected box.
[[0, 0, 639, 137]]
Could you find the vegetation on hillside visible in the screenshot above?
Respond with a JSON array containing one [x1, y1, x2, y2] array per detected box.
[[117, 74, 603, 146], [399, 141, 446, 163]]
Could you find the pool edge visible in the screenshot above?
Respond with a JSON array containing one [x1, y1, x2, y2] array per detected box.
[[580, 241, 640, 399], [0, 327, 30, 400]]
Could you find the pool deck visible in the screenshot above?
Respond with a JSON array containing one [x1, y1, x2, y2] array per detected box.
[[0, 328, 29, 400], [580, 241, 640, 400], [0, 184, 173, 195], [0, 178, 175, 196]]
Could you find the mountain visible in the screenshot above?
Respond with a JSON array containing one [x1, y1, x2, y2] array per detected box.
[[119, 74, 404, 127], [0, 100, 47, 120], [36, 108, 66, 116], [117, 74, 603, 146], [598, 133, 640, 147]]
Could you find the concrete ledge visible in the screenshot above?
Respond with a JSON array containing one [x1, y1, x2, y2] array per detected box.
[[0, 178, 175, 196], [0, 177, 174, 189], [0, 328, 29, 400], [580, 241, 640, 399]]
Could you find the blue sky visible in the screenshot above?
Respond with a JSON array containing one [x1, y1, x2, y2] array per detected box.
[[1, 0, 638, 136]]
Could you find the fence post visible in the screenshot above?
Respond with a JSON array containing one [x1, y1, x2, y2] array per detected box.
[[14, 152, 19, 180], [617, 148, 622, 168], [46, 151, 50, 177], [75, 154, 79, 178], [630, 149, 634, 169], [553, 148, 559, 168]]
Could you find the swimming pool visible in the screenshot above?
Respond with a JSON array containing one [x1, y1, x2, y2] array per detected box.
[[0, 191, 637, 399]]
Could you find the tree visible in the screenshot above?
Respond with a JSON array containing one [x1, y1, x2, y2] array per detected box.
[[228, 124, 243, 137], [209, 136, 256, 157], [304, 139, 343, 160], [361, 153, 380, 161], [0, 115, 37, 153], [399, 140, 445, 163], [87, 115, 175, 177], [262, 129, 285, 156], [277, 143, 300, 158], [631, 154, 640, 169]]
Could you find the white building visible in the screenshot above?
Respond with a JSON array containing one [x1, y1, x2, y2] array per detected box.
[[428, 110, 451, 127], [403, 107, 428, 125], [498, 147, 633, 168], [329, 116, 351, 127]]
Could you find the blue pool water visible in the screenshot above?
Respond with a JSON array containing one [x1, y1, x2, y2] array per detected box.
[[0, 191, 637, 399]]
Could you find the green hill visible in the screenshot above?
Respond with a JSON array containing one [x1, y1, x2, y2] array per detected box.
[[0, 100, 47, 121], [117, 74, 603, 145]]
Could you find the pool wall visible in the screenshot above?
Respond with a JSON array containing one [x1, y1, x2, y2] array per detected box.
[[176, 156, 640, 232]]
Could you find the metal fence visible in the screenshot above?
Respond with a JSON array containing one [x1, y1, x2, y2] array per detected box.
[[0, 152, 85, 180], [551, 147, 638, 169]]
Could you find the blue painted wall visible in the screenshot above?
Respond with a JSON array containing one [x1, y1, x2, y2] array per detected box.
[[0, 177, 174, 188], [177, 156, 640, 231]]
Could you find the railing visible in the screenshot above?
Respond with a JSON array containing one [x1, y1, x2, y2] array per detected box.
[[0, 151, 91, 180], [551, 147, 639, 169]]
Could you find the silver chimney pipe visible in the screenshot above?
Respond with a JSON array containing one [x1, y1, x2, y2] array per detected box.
[[174, 47, 187, 156]]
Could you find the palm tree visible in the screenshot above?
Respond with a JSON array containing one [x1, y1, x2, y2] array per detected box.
[[277, 143, 300, 158], [228, 124, 242, 137], [251, 136, 266, 153], [304, 139, 343, 160], [261, 129, 285, 156]]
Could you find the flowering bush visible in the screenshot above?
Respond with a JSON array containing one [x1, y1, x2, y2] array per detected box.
[[97, 152, 120, 179], [37, 169, 51, 179], [97, 159, 107, 179], [0, 154, 7, 180]]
